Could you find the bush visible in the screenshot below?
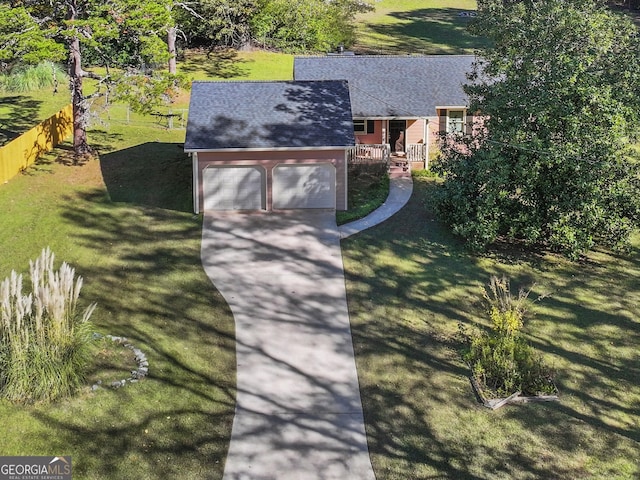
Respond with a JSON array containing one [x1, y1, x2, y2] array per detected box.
[[461, 276, 555, 397], [0, 248, 96, 403]]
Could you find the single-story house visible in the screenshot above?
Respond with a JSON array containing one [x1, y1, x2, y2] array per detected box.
[[184, 80, 355, 213], [293, 55, 476, 165]]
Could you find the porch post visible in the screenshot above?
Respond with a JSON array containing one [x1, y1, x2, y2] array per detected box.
[[425, 121, 430, 171]]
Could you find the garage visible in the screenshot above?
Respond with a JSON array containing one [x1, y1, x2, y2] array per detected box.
[[203, 166, 266, 211], [184, 80, 354, 213], [273, 164, 336, 209]]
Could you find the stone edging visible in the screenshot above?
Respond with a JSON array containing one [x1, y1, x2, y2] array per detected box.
[[91, 334, 149, 391]]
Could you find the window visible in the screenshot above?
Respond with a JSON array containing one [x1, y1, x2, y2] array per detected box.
[[447, 110, 465, 133], [354, 120, 375, 134]]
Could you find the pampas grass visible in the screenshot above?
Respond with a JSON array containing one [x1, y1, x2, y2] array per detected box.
[[0, 62, 66, 93], [0, 248, 95, 403]]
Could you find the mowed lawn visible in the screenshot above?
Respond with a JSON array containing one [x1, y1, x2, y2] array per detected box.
[[343, 177, 640, 479], [354, 0, 486, 54], [0, 126, 236, 479]]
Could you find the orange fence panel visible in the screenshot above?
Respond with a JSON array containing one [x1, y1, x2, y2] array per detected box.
[[0, 104, 73, 184]]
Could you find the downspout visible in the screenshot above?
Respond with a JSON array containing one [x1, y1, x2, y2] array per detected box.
[[343, 149, 348, 210], [192, 152, 199, 214]]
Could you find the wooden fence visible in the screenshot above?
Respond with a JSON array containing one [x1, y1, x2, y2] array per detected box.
[[0, 104, 73, 184]]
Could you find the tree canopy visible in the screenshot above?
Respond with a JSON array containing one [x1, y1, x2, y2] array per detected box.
[[435, 0, 640, 258], [177, 0, 372, 51]]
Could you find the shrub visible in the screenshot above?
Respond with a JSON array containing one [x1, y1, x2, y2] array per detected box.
[[0, 248, 96, 403], [461, 276, 555, 397]]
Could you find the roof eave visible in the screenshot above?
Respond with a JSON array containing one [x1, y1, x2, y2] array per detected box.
[[184, 145, 354, 153]]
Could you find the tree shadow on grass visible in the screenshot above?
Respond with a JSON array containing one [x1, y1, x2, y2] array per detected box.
[[0, 95, 43, 145], [27, 187, 238, 479], [356, 8, 488, 55], [99, 142, 193, 212], [342, 177, 640, 478], [181, 49, 249, 79]]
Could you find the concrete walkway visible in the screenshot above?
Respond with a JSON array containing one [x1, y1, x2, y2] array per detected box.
[[338, 177, 413, 239], [201, 175, 412, 480]]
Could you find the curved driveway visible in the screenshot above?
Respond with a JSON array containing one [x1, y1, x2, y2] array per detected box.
[[201, 210, 376, 480]]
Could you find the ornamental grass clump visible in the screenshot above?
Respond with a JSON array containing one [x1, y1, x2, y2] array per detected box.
[[0, 62, 66, 93], [461, 276, 555, 398], [0, 248, 96, 403]]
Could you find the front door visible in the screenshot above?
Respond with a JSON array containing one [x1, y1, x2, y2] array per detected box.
[[389, 120, 406, 153]]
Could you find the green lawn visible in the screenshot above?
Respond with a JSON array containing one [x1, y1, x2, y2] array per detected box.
[[343, 176, 640, 479], [1, 1, 638, 477], [0, 88, 69, 145], [0, 125, 236, 479], [354, 0, 487, 54], [181, 49, 294, 82]]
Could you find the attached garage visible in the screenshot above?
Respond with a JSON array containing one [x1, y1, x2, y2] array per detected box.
[[184, 80, 355, 213], [203, 166, 266, 211], [273, 164, 335, 209]]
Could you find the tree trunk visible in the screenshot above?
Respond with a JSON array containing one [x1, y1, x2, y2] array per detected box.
[[168, 26, 177, 74], [69, 35, 90, 156], [67, 1, 90, 157]]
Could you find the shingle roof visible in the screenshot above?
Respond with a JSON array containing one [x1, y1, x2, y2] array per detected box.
[[184, 80, 355, 151], [294, 55, 475, 118]]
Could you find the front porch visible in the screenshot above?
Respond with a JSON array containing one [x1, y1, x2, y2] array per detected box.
[[347, 143, 428, 173]]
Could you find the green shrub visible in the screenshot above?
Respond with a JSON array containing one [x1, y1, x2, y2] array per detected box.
[[461, 276, 555, 397], [0, 248, 96, 403]]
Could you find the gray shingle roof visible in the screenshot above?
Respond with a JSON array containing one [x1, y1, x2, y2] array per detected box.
[[294, 55, 475, 118], [184, 80, 355, 151]]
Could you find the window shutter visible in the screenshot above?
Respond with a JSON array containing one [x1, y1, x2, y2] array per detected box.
[[438, 110, 447, 133], [367, 120, 375, 134]]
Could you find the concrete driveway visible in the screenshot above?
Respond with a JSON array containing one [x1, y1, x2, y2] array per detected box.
[[201, 210, 376, 480]]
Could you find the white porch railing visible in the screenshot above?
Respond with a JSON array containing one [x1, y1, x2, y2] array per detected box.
[[347, 144, 391, 166], [406, 143, 427, 164], [347, 143, 427, 169]]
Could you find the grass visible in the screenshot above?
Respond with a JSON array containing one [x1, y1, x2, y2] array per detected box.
[[0, 123, 236, 479], [337, 169, 390, 225], [342, 177, 640, 479], [180, 49, 294, 82], [353, 0, 488, 54], [0, 87, 69, 146]]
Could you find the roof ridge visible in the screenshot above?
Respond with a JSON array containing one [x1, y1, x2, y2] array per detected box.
[[294, 54, 476, 59], [190, 79, 347, 84]]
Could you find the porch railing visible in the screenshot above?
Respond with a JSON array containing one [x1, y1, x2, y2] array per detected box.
[[347, 143, 427, 170], [406, 143, 427, 165], [347, 144, 391, 166]]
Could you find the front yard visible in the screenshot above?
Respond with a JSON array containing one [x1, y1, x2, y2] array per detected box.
[[0, 126, 236, 479], [343, 177, 640, 479], [0, 118, 638, 479]]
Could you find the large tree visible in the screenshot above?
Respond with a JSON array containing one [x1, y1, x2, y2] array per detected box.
[[6, 0, 179, 155], [435, 0, 640, 257], [0, 5, 65, 72], [178, 0, 373, 52], [250, 0, 373, 52]]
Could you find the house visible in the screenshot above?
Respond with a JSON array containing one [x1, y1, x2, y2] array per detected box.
[[293, 55, 476, 168], [184, 55, 475, 213], [184, 80, 355, 213]]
